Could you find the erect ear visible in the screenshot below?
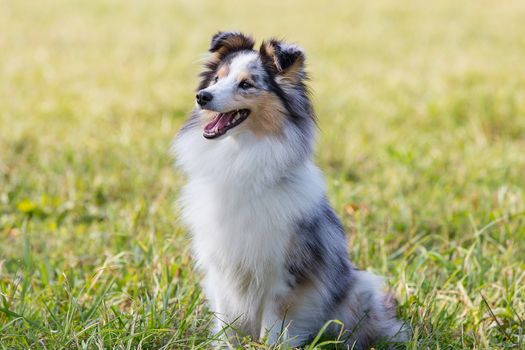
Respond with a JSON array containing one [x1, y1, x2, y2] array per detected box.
[[259, 39, 305, 82], [209, 31, 255, 57]]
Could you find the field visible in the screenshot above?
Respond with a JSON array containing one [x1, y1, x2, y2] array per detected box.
[[1, 0, 525, 348]]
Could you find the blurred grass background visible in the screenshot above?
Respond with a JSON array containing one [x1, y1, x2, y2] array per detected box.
[[1, 0, 524, 348]]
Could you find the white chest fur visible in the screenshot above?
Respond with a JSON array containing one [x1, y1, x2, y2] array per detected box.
[[173, 126, 324, 329]]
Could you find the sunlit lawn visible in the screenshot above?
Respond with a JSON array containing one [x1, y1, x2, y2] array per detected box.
[[1, 0, 524, 348]]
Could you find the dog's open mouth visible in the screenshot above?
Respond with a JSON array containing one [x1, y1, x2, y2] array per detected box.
[[203, 109, 250, 139]]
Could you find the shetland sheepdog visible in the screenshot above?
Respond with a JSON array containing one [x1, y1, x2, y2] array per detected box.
[[172, 31, 408, 349]]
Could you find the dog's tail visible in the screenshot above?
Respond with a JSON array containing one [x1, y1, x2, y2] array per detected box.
[[335, 270, 411, 349]]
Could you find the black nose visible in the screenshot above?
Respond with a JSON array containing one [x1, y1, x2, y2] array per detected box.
[[196, 91, 213, 106]]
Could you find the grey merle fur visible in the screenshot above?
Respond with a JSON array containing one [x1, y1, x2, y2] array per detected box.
[[286, 198, 355, 315]]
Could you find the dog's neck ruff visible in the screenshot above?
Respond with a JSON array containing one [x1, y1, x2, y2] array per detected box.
[[173, 118, 314, 191]]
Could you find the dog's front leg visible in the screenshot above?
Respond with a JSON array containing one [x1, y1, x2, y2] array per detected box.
[[260, 310, 308, 348], [202, 275, 242, 347], [209, 302, 248, 348]]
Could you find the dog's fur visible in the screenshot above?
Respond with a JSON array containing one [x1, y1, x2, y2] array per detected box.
[[172, 32, 408, 349]]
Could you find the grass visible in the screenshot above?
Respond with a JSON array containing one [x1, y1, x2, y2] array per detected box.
[[1, 0, 524, 348]]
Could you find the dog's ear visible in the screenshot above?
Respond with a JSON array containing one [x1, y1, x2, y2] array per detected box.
[[197, 32, 254, 91], [209, 31, 255, 56], [260, 39, 305, 83]]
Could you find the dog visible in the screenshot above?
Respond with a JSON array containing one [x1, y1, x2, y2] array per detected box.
[[172, 31, 408, 349]]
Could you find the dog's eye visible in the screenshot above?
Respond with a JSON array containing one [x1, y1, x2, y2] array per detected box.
[[239, 81, 253, 90], [213, 76, 219, 84]]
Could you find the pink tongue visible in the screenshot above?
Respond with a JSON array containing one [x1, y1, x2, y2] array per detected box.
[[204, 112, 233, 133]]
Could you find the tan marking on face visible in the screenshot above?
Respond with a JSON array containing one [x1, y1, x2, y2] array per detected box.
[[217, 64, 230, 79], [236, 71, 255, 85], [241, 92, 287, 137]]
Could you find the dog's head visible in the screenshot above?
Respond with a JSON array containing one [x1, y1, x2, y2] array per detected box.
[[195, 31, 313, 139]]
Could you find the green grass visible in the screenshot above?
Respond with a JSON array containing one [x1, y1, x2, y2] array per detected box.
[[1, 0, 524, 348]]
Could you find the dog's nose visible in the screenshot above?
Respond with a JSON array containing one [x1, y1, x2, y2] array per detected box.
[[196, 91, 213, 106]]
